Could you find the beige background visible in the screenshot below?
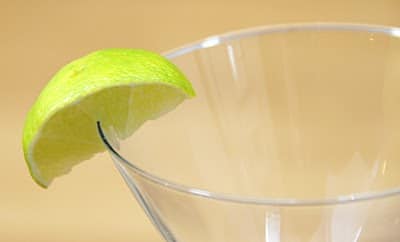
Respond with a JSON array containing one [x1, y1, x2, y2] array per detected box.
[[1, 0, 400, 241]]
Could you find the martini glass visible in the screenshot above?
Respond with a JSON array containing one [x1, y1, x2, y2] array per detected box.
[[98, 23, 400, 242]]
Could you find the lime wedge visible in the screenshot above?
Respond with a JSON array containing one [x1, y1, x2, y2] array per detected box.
[[22, 49, 195, 188]]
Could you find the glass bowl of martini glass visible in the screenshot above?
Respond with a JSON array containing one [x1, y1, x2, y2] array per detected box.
[[99, 23, 400, 242]]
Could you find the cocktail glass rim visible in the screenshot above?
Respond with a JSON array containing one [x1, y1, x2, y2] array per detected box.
[[98, 22, 400, 207]]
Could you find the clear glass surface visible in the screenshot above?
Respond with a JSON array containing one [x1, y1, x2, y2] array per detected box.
[[99, 23, 400, 242]]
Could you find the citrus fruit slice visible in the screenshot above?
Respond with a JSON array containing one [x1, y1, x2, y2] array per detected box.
[[22, 49, 195, 188]]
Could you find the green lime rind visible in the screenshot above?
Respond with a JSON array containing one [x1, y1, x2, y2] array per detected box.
[[22, 49, 195, 188]]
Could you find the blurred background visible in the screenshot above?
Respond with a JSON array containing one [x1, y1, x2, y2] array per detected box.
[[1, 0, 399, 241]]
